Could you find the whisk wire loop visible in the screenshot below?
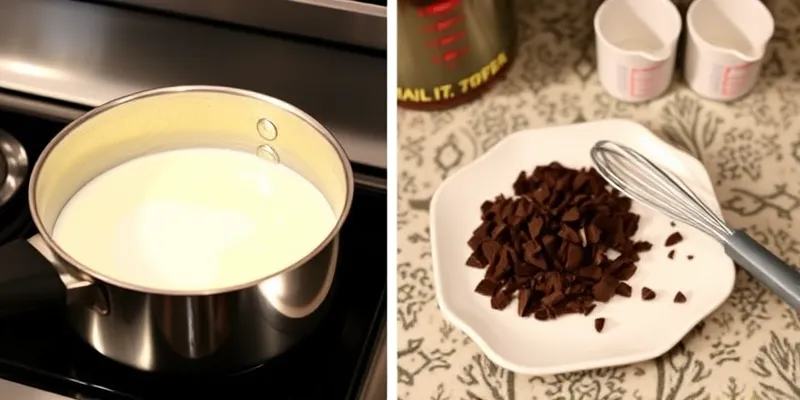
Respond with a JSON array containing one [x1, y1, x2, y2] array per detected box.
[[590, 140, 733, 243]]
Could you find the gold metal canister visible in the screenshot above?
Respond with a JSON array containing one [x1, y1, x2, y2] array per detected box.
[[397, 0, 518, 110]]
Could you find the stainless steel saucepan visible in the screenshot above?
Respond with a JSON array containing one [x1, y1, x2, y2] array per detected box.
[[0, 86, 354, 373]]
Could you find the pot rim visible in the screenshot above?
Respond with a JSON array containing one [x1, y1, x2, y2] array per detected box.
[[28, 85, 355, 296]]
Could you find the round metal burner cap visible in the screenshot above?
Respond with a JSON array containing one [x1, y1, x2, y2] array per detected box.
[[0, 129, 28, 207]]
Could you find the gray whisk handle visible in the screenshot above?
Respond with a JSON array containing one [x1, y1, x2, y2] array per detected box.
[[724, 230, 800, 311]]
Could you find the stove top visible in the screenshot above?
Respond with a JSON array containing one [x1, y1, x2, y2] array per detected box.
[[0, 127, 27, 207], [0, 148, 6, 187], [0, 109, 387, 400]]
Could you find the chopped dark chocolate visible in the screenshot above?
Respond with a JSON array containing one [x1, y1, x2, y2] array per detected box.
[[562, 206, 580, 222], [670, 221, 676, 227], [687, 255, 694, 260], [533, 309, 549, 320], [633, 241, 653, 252], [490, 289, 513, 310], [594, 317, 606, 332], [615, 282, 632, 297], [665, 232, 683, 246], [641, 287, 656, 301], [518, 288, 533, 316], [673, 291, 687, 303], [615, 264, 638, 280], [475, 278, 500, 296], [467, 252, 488, 268], [466, 162, 652, 322], [667, 249, 675, 259], [592, 275, 619, 302]]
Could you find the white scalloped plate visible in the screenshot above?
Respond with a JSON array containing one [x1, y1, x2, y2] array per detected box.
[[430, 119, 735, 376]]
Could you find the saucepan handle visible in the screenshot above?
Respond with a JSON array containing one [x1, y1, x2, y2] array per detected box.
[[0, 239, 66, 315]]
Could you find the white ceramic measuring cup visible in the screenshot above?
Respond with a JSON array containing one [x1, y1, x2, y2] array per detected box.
[[684, 0, 774, 101], [594, 0, 682, 103]]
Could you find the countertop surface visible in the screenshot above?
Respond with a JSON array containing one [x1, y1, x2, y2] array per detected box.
[[396, 0, 800, 398]]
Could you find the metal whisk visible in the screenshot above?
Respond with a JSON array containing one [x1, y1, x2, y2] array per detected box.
[[590, 140, 800, 310]]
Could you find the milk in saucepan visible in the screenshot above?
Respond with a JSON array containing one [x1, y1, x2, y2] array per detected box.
[[52, 147, 337, 292]]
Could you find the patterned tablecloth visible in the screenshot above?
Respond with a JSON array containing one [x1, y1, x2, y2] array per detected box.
[[396, 0, 800, 399]]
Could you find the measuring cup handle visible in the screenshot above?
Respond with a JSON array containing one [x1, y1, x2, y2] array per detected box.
[[724, 230, 800, 311], [0, 239, 66, 315]]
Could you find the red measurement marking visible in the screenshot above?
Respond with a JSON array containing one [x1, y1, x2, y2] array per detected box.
[[628, 63, 662, 98], [426, 31, 465, 47], [423, 15, 462, 33], [417, 0, 461, 17], [721, 62, 755, 97], [431, 48, 469, 64]]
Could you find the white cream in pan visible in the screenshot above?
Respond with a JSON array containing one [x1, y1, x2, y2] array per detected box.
[[52, 147, 336, 292]]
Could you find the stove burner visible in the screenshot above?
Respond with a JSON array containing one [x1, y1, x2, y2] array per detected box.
[[0, 150, 5, 187], [0, 129, 28, 206]]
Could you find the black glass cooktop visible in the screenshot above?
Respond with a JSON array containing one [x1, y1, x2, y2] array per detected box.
[[0, 109, 386, 400]]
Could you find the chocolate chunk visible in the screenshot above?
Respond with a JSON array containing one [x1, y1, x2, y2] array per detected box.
[[583, 303, 597, 316], [562, 206, 580, 222], [591, 214, 611, 229], [572, 172, 589, 190], [491, 223, 508, 239], [467, 235, 486, 251], [532, 186, 550, 204], [667, 249, 675, 260], [466, 251, 488, 268], [563, 300, 585, 313], [558, 225, 582, 244], [514, 262, 538, 278], [578, 266, 603, 281], [490, 290, 513, 310], [615, 282, 632, 297], [665, 232, 683, 246], [607, 257, 631, 275], [614, 264, 638, 281], [564, 243, 583, 271], [472, 220, 492, 236], [673, 291, 687, 303], [514, 199, 532, 219], [529, 254, 549, 270], [670, 221, 676, 227], [592, 275, 619, 302], [492, 248, 512, 279], [542, 272, 565, 294], [475, 279, 500, 296], [465, 163, 649, 322], [500, 201, 515, 220], [480, 241, 502, 264], [533, 309, 549, 321], [633, 241, 653, 252], [541, 235, 559, 255], [590, 245, 607, 265], [518, 288, 533, 316], [555, 173, 573, 191], [641, 287, 656, 301], [687, 255, 694, 260], [585, 223, 602, 243], [480, 200, 494, 215], [541, 290, 565, 306], [522, 241, 542, 261], [594, 317, 606, 332], [512, 171, 529, 195], [528, 217, 544, 238]]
